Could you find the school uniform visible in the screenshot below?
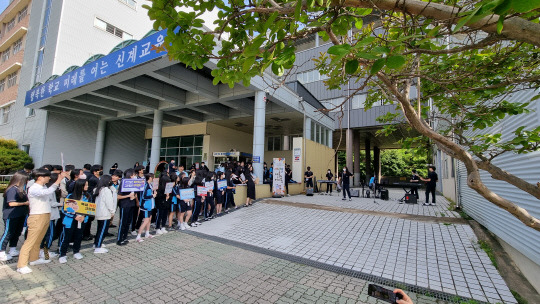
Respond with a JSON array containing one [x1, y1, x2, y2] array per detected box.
[[58, 194, 89, 257], [204, 181, 215, 219], [94, 187, 116, 249], [191, 183, 203, 223], [170, 185, 180, 213], [178, 185, 191, 213], [224, 179, 236, 210], [117, 184, 136, 245], [1, 187, 29, 252], [40, 190, 61, 252], [83, 175, 100, 239], [139, 182, 155, 219], [132, 176, 145, 232], [340, 171, 353, 199], [154, 188, 168, 230]]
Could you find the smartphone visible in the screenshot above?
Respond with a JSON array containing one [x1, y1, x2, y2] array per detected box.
[[367, 284, 403, 304]]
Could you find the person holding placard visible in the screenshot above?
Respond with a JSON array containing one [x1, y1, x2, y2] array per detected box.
[[93, 175, 116, 253], [39, 173, 62, 260], [168, 174, 181, 231], [116, 169, 137, 246], [58, 179, 91, 264], [204, 172, 216, 220], [215, 172, 226, 216], [136, 174, 157, 242], [155, 175, 171, 235], [224, 171, 237, 213], [177, 177, 193, 230], [190, 173, 205, 227], [244, 165, 256, 207]]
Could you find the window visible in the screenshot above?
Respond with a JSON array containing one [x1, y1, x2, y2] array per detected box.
[[94, 17, 133, 40], [18, 6, 28, 22], [6, 18, 15, 32], [12, 38, 22, 54], [34, 0, 53, 83], [267, 136, 282, 151], [297, 69, 329, 84], [351, 94, 367, 109], [22, 144, 30, 154], [2, 47, 10, 62], [26, 108, 35, 117], [147, 135, 204, 169], [7, 72, 17, 87], [118, 0, 137, 9], [0, 79, 4, 92], [1, 105, 11, 124]]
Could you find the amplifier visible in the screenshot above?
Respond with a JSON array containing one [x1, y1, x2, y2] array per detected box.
[[380, 189, 389, 200], [405, 195, 417, 204]]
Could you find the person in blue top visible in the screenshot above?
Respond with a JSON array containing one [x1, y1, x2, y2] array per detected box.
[[214, 171, 225, 216], [136, 173, 156, 242], [58, 179, 90, 264], [168, 174, 181, 230], [338, 166, 353, 201], [1, 172, 30, 261]]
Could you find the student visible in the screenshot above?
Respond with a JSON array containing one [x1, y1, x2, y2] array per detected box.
[[39, 173, 62, 260], [224, 170, 237, 212], [200, 162, 209, 172], [1, 172, 30, 261], [155, 174, 171, 235], [326, 169, 334, 195], [18, 163, 35, 176], [215, 171, 225, 216], [109, 163, 119, 175], [94, 175, 116, 253], [168, 159, 177, 175], [131, 165, 146, 235], [51, 165, 63, 174], [420, 166, 438, 206], [83, 165, 102, 241], [133, 162, 140, 169], [244, 165, 256, 207], [58, 179, 90, 263], [338, 166, 353, 201], [17, 169, 65, 274], [409, 169, 420, 199], [168, 174, 181, 230], [107, 169, 122, 231], [190, 172, 205, 227], [268, 163, 273, 190], [60, 165, 75, 202], [176, 176, 193, 230], [204, 171, 216, 219], [285, 164, 292, 196], [304, 166, 314, 190], [136, 174, 156, 242], [117, 169, 137, 246], [83, 164, 92, 179]]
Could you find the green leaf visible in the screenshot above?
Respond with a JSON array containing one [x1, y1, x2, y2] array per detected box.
[[372, 46, 390, 54], [386, 55, 406, 69], [345, 60, 359, 74], [294, 0, 302, 20], [494, 0, 512, 14], [512, 0, 540, 13], [271, 62, 284, 76], [242, 56, 256, 73], [327, 44, 351, 57], [497, 16, 504, 34], [454, 6, 481, 32], [355, 19, 363, 30], [370, 58, 385, 75]]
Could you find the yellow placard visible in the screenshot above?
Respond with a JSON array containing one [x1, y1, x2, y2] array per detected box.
[[63, 198, 96, 216]]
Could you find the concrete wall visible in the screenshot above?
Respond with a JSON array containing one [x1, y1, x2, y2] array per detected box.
[[497, 237, 540, 293], [145, 122, 207, 139], [291, 137, 335, 185], [232, 183, 304, 203], [102, 120, 146, 171], [264, 150, 293, 166], [206, 122, 253, 168]]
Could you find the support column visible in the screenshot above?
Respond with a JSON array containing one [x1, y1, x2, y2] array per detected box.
[[365, 138, 372, 183], [252, 91, 266, 184], [346, 128, 353, 171], [374, 146, 381, 182], [327, 129, 333, 148], [304, 117, 312, 141], [283, 135, 290, 150], [353, 132, 360, 187], [94, 120, 106, 165], [149, 110, 163, 173]]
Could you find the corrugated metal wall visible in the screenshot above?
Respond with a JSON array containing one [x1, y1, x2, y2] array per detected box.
[[456, 89, 540, 266], [102, 120, 146, 171]]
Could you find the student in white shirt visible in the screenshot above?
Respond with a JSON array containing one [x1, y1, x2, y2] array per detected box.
[[17, 168, 66, 275]]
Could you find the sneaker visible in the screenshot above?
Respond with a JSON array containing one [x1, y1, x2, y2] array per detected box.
[[109, 224, 117, 228], [59, 256, 67, 264], [136, 237, 144, 243], [156, 229, 164, 235], [29, 258, 51, 266], [0, 251, 13, 261], [145, 234, 154, 239], [423, 203, 430, 206], [131, 231, 138, 236], [39, 249, 44, 259], [180, 224, 186, 231], [117, 240, 129, 246], [150, 223, 156, 228], [73, 253, 84, 260], [184, 223, 191, 230], [430, 203, 436, 206], [94, 248, 109, 254], [48, 252, 58, 259], [342, 198, 346, 200], [9, 248, 19, 257], [161, 227, 168, 234], [349, 198, 352, 201], [17, 266, 32, 274]]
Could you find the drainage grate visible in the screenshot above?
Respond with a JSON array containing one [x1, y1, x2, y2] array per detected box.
[[184, 230, 489, 304]]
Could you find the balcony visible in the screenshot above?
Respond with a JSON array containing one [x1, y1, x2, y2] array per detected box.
[[0, 25, 26, 52]]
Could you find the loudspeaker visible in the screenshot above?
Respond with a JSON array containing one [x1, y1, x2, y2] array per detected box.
[[350, 189, 360, 197], [306, 188, 314, 196], [405, 195, 417, 204], [380, 189, 389, 200]]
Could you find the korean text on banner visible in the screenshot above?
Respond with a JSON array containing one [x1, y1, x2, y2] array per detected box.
[[197, 186, 208, 197], [152, 178, 159, 190], [272, 158, 285, 197], [217, 180, 227, 190], [165, 182, 174, 194], [121, 179, 146, 192], [179, 188, 195, 200], [63, 199, 96, 216], [204, 181, 214, 190]]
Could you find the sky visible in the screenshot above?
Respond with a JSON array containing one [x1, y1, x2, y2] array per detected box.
[[0, 0, 9, 15]]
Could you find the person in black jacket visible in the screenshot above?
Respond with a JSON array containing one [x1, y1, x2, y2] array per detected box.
[[116, 169, 137, 246], [82, 165, 102, 241], [420, 166, 438, 206], [409, 170, 420, 199], [244, 165, 256, 207], [155, 175, 171, 235], [338, 166, 353, 201], [325, 169, 334, 195], [285, 164, 292, 196]]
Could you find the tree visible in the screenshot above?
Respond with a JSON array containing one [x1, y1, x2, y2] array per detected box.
[[0, 138, 32, 174], [145, 0, 540, 231]]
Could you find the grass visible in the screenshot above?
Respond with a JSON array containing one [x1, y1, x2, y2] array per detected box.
[[446, 197, 457, 211], [511, 290, 528, 304], [440, 212, 446, 217], [477, 240, 498, 270], [459, 300, 480, 304], [443, 223, 453, 226]]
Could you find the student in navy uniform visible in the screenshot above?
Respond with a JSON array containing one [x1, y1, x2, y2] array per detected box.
[[190, 173, 205, 227], [1, 173, 30, 261], [214, 171, 225, 216], [168, 174, 181, 230], [131, 165, 145, 235], [58, 179, 90, 264], [285, 164, 292, 196], [176, 176, 193, 230], [67, 169, 83, 194], [83, 165, 102, 241], [155, 174, 170, 235], [304, 167, 314, 190], [116, 169, 137, 246], [109, 163, 118, 175], [420, 166, 438, 206], [325, 169, 334, 195], [244, 165, 256, 207], [224, 170, 237, 213], [136, 173, 156, 242], [82, 164, 92, 179], [338, 166, 353, 201], [94, 175, 116, 253], [409, 170, 420, 199], [204, 171, 216, 219], [39, 173, 62, 260]]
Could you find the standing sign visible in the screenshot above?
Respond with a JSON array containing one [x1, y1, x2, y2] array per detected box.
[[272, 158, 285, 197], [293, 148, 301, 162], [121, 179, 146, 192], [252, 156, 260, 163]]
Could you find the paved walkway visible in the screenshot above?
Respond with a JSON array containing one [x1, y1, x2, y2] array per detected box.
[[191, 198, 516, 304], [1, 232, 445, 304]]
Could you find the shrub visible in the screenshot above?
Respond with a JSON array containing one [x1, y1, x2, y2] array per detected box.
[[0, 138, 33, 174]]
